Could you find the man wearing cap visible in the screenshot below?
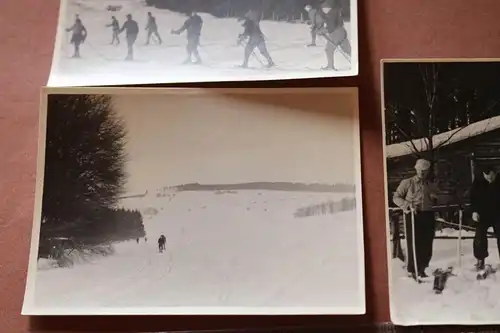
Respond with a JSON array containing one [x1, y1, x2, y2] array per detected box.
[[316, 0, 351, 70], [304, 4, 324, 47], [393, 158, 439, 279], [470, 166, 500, 270]]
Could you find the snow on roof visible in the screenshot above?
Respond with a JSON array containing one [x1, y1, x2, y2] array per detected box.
[[386, 114, 500, 159]]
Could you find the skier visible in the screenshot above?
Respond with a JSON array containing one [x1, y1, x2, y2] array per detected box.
[[316, 0, 351, 70], [237, 10, 275, 68], [119, 14, 139, 60], [106, 16, 120, 45], [470, 166, 500, 270], [136, 238, 139, 244], [66, 16, 87, 58], [145, 12, 162, 45], [171, 11, 203, 64], [304, 4, 324, 47], [158, 235, 166, 253], [393, 159, 439, 280]]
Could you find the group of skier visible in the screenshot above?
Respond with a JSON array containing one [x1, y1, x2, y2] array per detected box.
[[65, 0, 351, 70], [136, 235, 167, 253]]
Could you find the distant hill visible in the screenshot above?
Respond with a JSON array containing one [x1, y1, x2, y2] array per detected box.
[[164, 182, 355, 193]]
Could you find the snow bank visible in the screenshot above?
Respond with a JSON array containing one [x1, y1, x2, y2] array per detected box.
[[386, 115, 500, 159]]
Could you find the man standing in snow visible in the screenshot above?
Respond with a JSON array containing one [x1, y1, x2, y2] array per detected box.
[[145, 12, 162, 45], [393, 159, 439, 280], [304, 4, 324, 47], [237, 10, 275, 69], [66, 16, 87, 58], [158, 235, 166, 253], [171, 11, 203, 64], [119, 14, 139, 60], [106, 16, 120, 45], [470, 166, 500, 270], [316, 0, 351, 70]]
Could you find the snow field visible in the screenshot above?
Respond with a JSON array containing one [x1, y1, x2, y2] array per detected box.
[[50, 0, 354, 86], [391, 235, 500, 325], [33, 190, 363, 313]]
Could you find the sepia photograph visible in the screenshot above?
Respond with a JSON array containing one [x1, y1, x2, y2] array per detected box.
[[22, 87, 365, 315], [47, 0, 358, 87], [382, 59, 500, 325]]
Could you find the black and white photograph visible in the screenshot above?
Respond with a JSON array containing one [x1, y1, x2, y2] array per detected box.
[[22, 87, 365, 315], [47, 0, 357, 87], [382, 59, 500, 325]]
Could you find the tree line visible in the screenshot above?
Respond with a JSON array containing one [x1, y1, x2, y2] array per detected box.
[[146, 0, 350, 22], [38, 94, 145, 257]]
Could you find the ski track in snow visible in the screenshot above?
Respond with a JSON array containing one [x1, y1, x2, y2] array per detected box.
[[49, 0, 353, 86], [33, 190, 362, 311], [391, 237, 500, 325]]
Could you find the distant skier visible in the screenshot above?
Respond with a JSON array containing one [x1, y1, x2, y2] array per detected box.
[[144, 237, 148, 243], [119, 14, 139, 60], [304, 4, 324, 47], [106, 16, 120, 45], [470, 166, 500, 270], [136, 238, 139, 244], [237, 10, 275, 68], [316, 0, 351, 70], [66, 16, 87, 58], [171, 11, 203, 64], [145, 12, 162, 45], [158, 235, 166, 253]]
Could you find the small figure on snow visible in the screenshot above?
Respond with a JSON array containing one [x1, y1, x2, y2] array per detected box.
[[237, 10, 275, 69], [136, 238, 139, 244], [393, 159, 439, 280], [66, 16, 87, 58], [304, 4, 324, 47], [171, 11, 203, 64], [470, 166, 500, 270], [145, 12, 162, 45], [316, 0, 351, 70], [119, 14, 139, 60], [144, 237, 148, 243], [106, 16, 120, 45], [158, 234, 166, 253]]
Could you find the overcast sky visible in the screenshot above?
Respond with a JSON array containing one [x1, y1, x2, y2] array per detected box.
[[111, 89, 359, 194]]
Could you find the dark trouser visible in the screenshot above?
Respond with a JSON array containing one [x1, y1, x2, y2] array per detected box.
[[186, 35, 201, 62], [243, 36, 274, 66], [473, 214, 500, 261], [310, 27, 317, 44], [126, 34, 137, 60], [404, 211, 435, 274], [324, 27, 351, 69], [147, 29, 162, 44]]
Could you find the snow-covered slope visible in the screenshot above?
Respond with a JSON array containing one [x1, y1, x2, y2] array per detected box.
[[391, 237, 500, 325], [28, 189, 364, 315], [49, 0, 356, 86]]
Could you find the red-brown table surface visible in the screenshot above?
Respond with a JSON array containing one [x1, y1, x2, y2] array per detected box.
[[2, 0, 500, 332]]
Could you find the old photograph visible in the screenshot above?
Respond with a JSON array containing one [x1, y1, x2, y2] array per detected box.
[[22, 87, 365, 315], [382, 59, 500, 325], [47, 0, 358, 86]]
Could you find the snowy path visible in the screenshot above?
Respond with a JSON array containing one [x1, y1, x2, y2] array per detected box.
[[49, 0, 355, 86], [391, 237, 500, 325], [32, 190, 364, 314]]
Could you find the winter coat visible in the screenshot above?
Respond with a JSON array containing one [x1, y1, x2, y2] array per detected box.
[[470, 175, 500, 218], [174, 14, 203, 39], [147, 16, 158, 31], [120, 19, 139, 37], [308, 8, 324, 29], [321, 6, 344, 33]]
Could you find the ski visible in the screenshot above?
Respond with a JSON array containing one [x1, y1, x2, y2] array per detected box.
[[477, 264, 496, 280], [433, 267, 454, 294]]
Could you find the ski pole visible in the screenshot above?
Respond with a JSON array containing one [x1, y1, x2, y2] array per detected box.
[[410, 207, 420, 282], [456, 209, 463, 270], [402, 211, 408, 268], [320, 32, 351, 63]]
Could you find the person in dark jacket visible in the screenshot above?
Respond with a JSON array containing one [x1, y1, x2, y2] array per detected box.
[[66, 17, 87, 58], [316, 0, 351, 70], [158, 235, 166, 253], [106, 16, 120, 45], [304, 4, 324, 46], [145, 12, 162, 45], [119, 14, 139, 60], [171, 11, 203, 64], [470, 166, 500, 270], [237, 10, 275, 68]]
